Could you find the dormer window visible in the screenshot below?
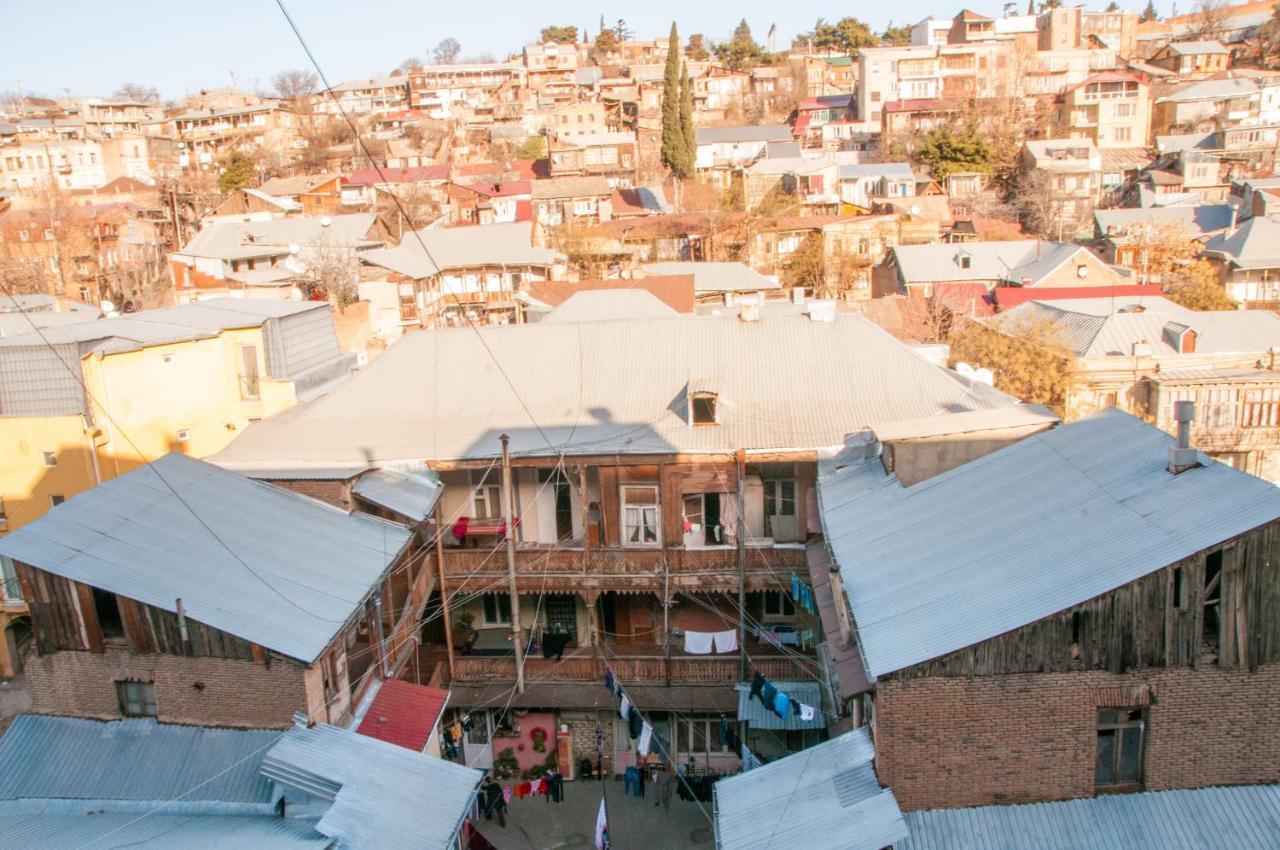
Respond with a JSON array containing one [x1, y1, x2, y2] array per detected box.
[[691, 392, 718, 426], [958, 254, 972, 270]]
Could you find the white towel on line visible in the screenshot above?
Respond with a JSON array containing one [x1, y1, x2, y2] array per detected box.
[[684, 630, 715, 654], [799, 703, 816, 722], [638, 722, 653, 757], [619, 693, 631, 720], [712, 629, 738, 654]]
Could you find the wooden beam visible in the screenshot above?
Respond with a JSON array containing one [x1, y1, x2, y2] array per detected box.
[[75, 582, 104, 653]]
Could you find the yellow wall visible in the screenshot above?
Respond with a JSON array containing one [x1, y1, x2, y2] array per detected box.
[[1, 327, 300, 536]]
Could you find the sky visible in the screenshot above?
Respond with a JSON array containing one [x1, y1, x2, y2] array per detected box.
[[3, 0, 1161, 101]]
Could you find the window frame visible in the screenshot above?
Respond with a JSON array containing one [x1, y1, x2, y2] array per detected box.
[[621, 484, 661, 548], [1095, 707, 1146, 791], [762, 589, 796, 619], [471, 470, 503, 520], [116, 680, 158, 718], [482, 592, 513, 626], [690, 392, 717, 426]]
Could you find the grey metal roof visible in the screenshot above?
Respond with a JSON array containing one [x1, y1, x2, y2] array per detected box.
[[900, 783, 1280, 849], [641, 262, 780, 293], [1094, 204, 1235, 238], [734, 680, 824, 731], [1156, 76, 1260, 103], [0, 714, 279, 806], [543, 288, 680, 323], [0, 453, 411, 662], [359, 221, 563, 279], [0, 813, 332, 849], [262, 722, 482, 850], [818, 409, 1280, 679], [989, 297, 1280, 358], [212, 312, 1028, 467], [746, 156, 836, 176], [712, 728, 907, 850], [1203, 215, 1280, 268], [1165, 39, 1229, 54], [351, 469, 442, 522], [838, 162, 915, 180], [891, 240, 1087, 285], [695, 125, 792, 145], [179, 214, 378, 260]]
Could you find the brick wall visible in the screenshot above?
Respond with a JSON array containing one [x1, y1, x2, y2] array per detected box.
[[25, 648, 309, 729], [876, 663, 1280, 811], [562, 710, 617, 777], [267, 478, 353, 511]]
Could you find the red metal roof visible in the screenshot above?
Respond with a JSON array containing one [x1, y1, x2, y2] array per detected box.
[[992, 284, 1163, 310], [345, 165, 449, 186], [792, 113, 811, 138], [355, 680, 449, 753]]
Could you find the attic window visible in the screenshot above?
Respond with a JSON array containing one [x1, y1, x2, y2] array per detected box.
[[161, 354, 176, 366], [958, 254, 972, 270], [41, 451, 57, 468], [176, 429, 192, 443], [691, 392, 718, 426]]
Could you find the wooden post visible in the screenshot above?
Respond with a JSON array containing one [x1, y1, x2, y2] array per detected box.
[[434, 503, 456, 682], [736, 449, 747, 681], [500, 433, 526, 694], [175, 597, 191, 656], [579, 464, 590, 573]]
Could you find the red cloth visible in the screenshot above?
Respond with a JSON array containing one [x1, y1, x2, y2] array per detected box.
[[452, 517, 470, 541], [514, 782, 531, 798], [531, 778, 548, 796]]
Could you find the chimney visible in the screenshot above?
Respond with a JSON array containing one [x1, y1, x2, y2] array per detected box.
[[1168, 400, 1199, 474], [1227, 206, 1238, 237], [739, 294, 760, 323], [791, 287, 806, 305]]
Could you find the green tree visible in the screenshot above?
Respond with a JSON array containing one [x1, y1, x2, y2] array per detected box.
[[809, 17, 878, 55], [661, 22, 692, 176], [217, 151, 258, 192], [680, 62, 696, 170], [715, 19, 767, 70], [881, 23, 913, 46], [782, 232, 826, 291], [540, 26, 578, 43], [1140, 0, 1159, 21], [516, 135, 546, 159], [1106, 1, 1120, 10], [917, 129, 993, 179]]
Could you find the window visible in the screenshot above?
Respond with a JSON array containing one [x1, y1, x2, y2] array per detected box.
[[482, 593, 512, 625], [43, 229, 54, 241], [471, 470, 503, 519], [0, 554, 19, 601], [1095, 708, 1145, 789], [50, 495, 65, 507], [959, 255, 972, 269], [1113, 103, 1133, 118], [93, 587, 125, 639], [1113, 127, 1132, 143], [621, 485, 660, 547], [1242, 388, 1280, 427], [175, 429, 191, 442], [116, 680, 157, 717], [678, 715, 730, 759], [238, 344, 260, 400], [161, 353, 175, 366], [764, 478, 797, 540], [18, 230, 29, 242], [691, 393, 717, 426], [41, 451, 57, 468], [763, 590, 795, 618], [1202, 549, 1223, 655], [1096, 391, 1118, 410], [397, 283, 418, 321]]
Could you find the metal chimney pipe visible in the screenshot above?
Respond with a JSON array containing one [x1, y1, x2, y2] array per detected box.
[[1168, 400, 1198, 473]]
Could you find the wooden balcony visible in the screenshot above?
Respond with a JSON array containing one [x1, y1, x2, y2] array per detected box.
[[439, 544, 809, 594], [451, 648, 806, 684]]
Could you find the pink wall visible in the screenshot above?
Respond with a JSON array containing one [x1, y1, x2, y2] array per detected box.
[[493, 711, 559, 773]]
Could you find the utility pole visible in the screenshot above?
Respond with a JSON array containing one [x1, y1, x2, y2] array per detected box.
[[434, 501, 456, 682], [736, 449, 747, 680], [500, 434, 525, 694]]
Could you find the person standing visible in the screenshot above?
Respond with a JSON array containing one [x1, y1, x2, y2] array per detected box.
[[481, 776, 506, 828], [652, 766, 672, 809]]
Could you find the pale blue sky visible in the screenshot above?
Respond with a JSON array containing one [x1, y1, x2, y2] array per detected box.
[[4, 0, 1159, 100]]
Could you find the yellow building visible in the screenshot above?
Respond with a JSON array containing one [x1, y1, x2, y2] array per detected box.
[[0, 298, 354, 675], [1055, 71, 1152, 149]]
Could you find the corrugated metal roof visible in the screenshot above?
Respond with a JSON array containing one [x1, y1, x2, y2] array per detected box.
[[641, 262, 779, 293], [0, 453, 412, 662], [900, 783, 1280, 849], [818, 410, 1280, 679], [180, 214, 378, 261], [212, 313, 1027, 466], [695, 125, 793, 145], [262, 722, 482, 850], [359, 221, 562, 279], [543, 289, 681, 323], [735, 680, 825, 730], [891, 241, 1086, 285], [1204, 215, 1280, 267], [1094, 204, 1234, 238], [351, 469, 442, 522], [0, 813, 332, 849], [712, 728, 907, 850], [0, 714, 280, 805], [355, 680, 449, 752]]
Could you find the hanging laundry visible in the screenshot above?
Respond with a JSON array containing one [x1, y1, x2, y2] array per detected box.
[[801, 583, 815, 613], [741, 744, 763, 771], [604, 668, 615, 694], [749, 672, 766, 702], [531, 777, 548, 796], [514, 781, 531, 798], [772, 690, 791, 719], [799, 703, 816, 722], [628, 705, 644, 740], [718, 717, 730, 749], [638, 722, 653, 757], [760, 681, 778, 711], [619, 693, 631, 720], [711, 629, 737, 654], [595, 795, 609, 850], [790, 572, 801, 602], [683, 630, 715, 655], [789, 697, 801, 717]]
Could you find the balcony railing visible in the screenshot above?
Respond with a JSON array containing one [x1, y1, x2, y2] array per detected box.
[[452, 650, 805, 684]]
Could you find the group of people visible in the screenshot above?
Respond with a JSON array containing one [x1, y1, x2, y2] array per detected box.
[[478, 765, 566, 829]]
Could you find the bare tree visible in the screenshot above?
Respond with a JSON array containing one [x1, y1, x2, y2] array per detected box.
[[1011, 168, 1090, 241], [433, 38, 462, 65], [396, 57, 423, 73], [112, 82, 160, 102], [272, 69, 320, 101], [0, 257, 52, 297], [1187, 0, 1230, 41], [302, 235, 361, 307]]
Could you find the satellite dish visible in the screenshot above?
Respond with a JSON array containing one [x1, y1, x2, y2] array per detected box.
[[974, 367, 995, 386], [955, 362, 976, 378], [288, 242, 300, 255], [100, 300, 115, 314], [320, 216, 333, 227], [909, 204, 921, 216]]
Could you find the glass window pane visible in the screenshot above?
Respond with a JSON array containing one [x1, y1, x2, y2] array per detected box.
[[1095, 730, 1116, 785], [1119, 726, 1143, 783]]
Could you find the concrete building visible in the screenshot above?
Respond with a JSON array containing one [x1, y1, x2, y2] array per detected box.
[[1056, 72, 1152, 149]]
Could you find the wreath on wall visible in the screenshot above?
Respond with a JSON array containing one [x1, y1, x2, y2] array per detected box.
[[531, 727, 548, 753]]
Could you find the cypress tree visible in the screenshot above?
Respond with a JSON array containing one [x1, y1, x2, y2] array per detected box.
[[679, 62, 696, 178], [660, 22, 686, 175]]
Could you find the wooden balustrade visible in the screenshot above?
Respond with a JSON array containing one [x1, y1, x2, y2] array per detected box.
[[439, 544, 808, 579], [451, 650, 813, 684]]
